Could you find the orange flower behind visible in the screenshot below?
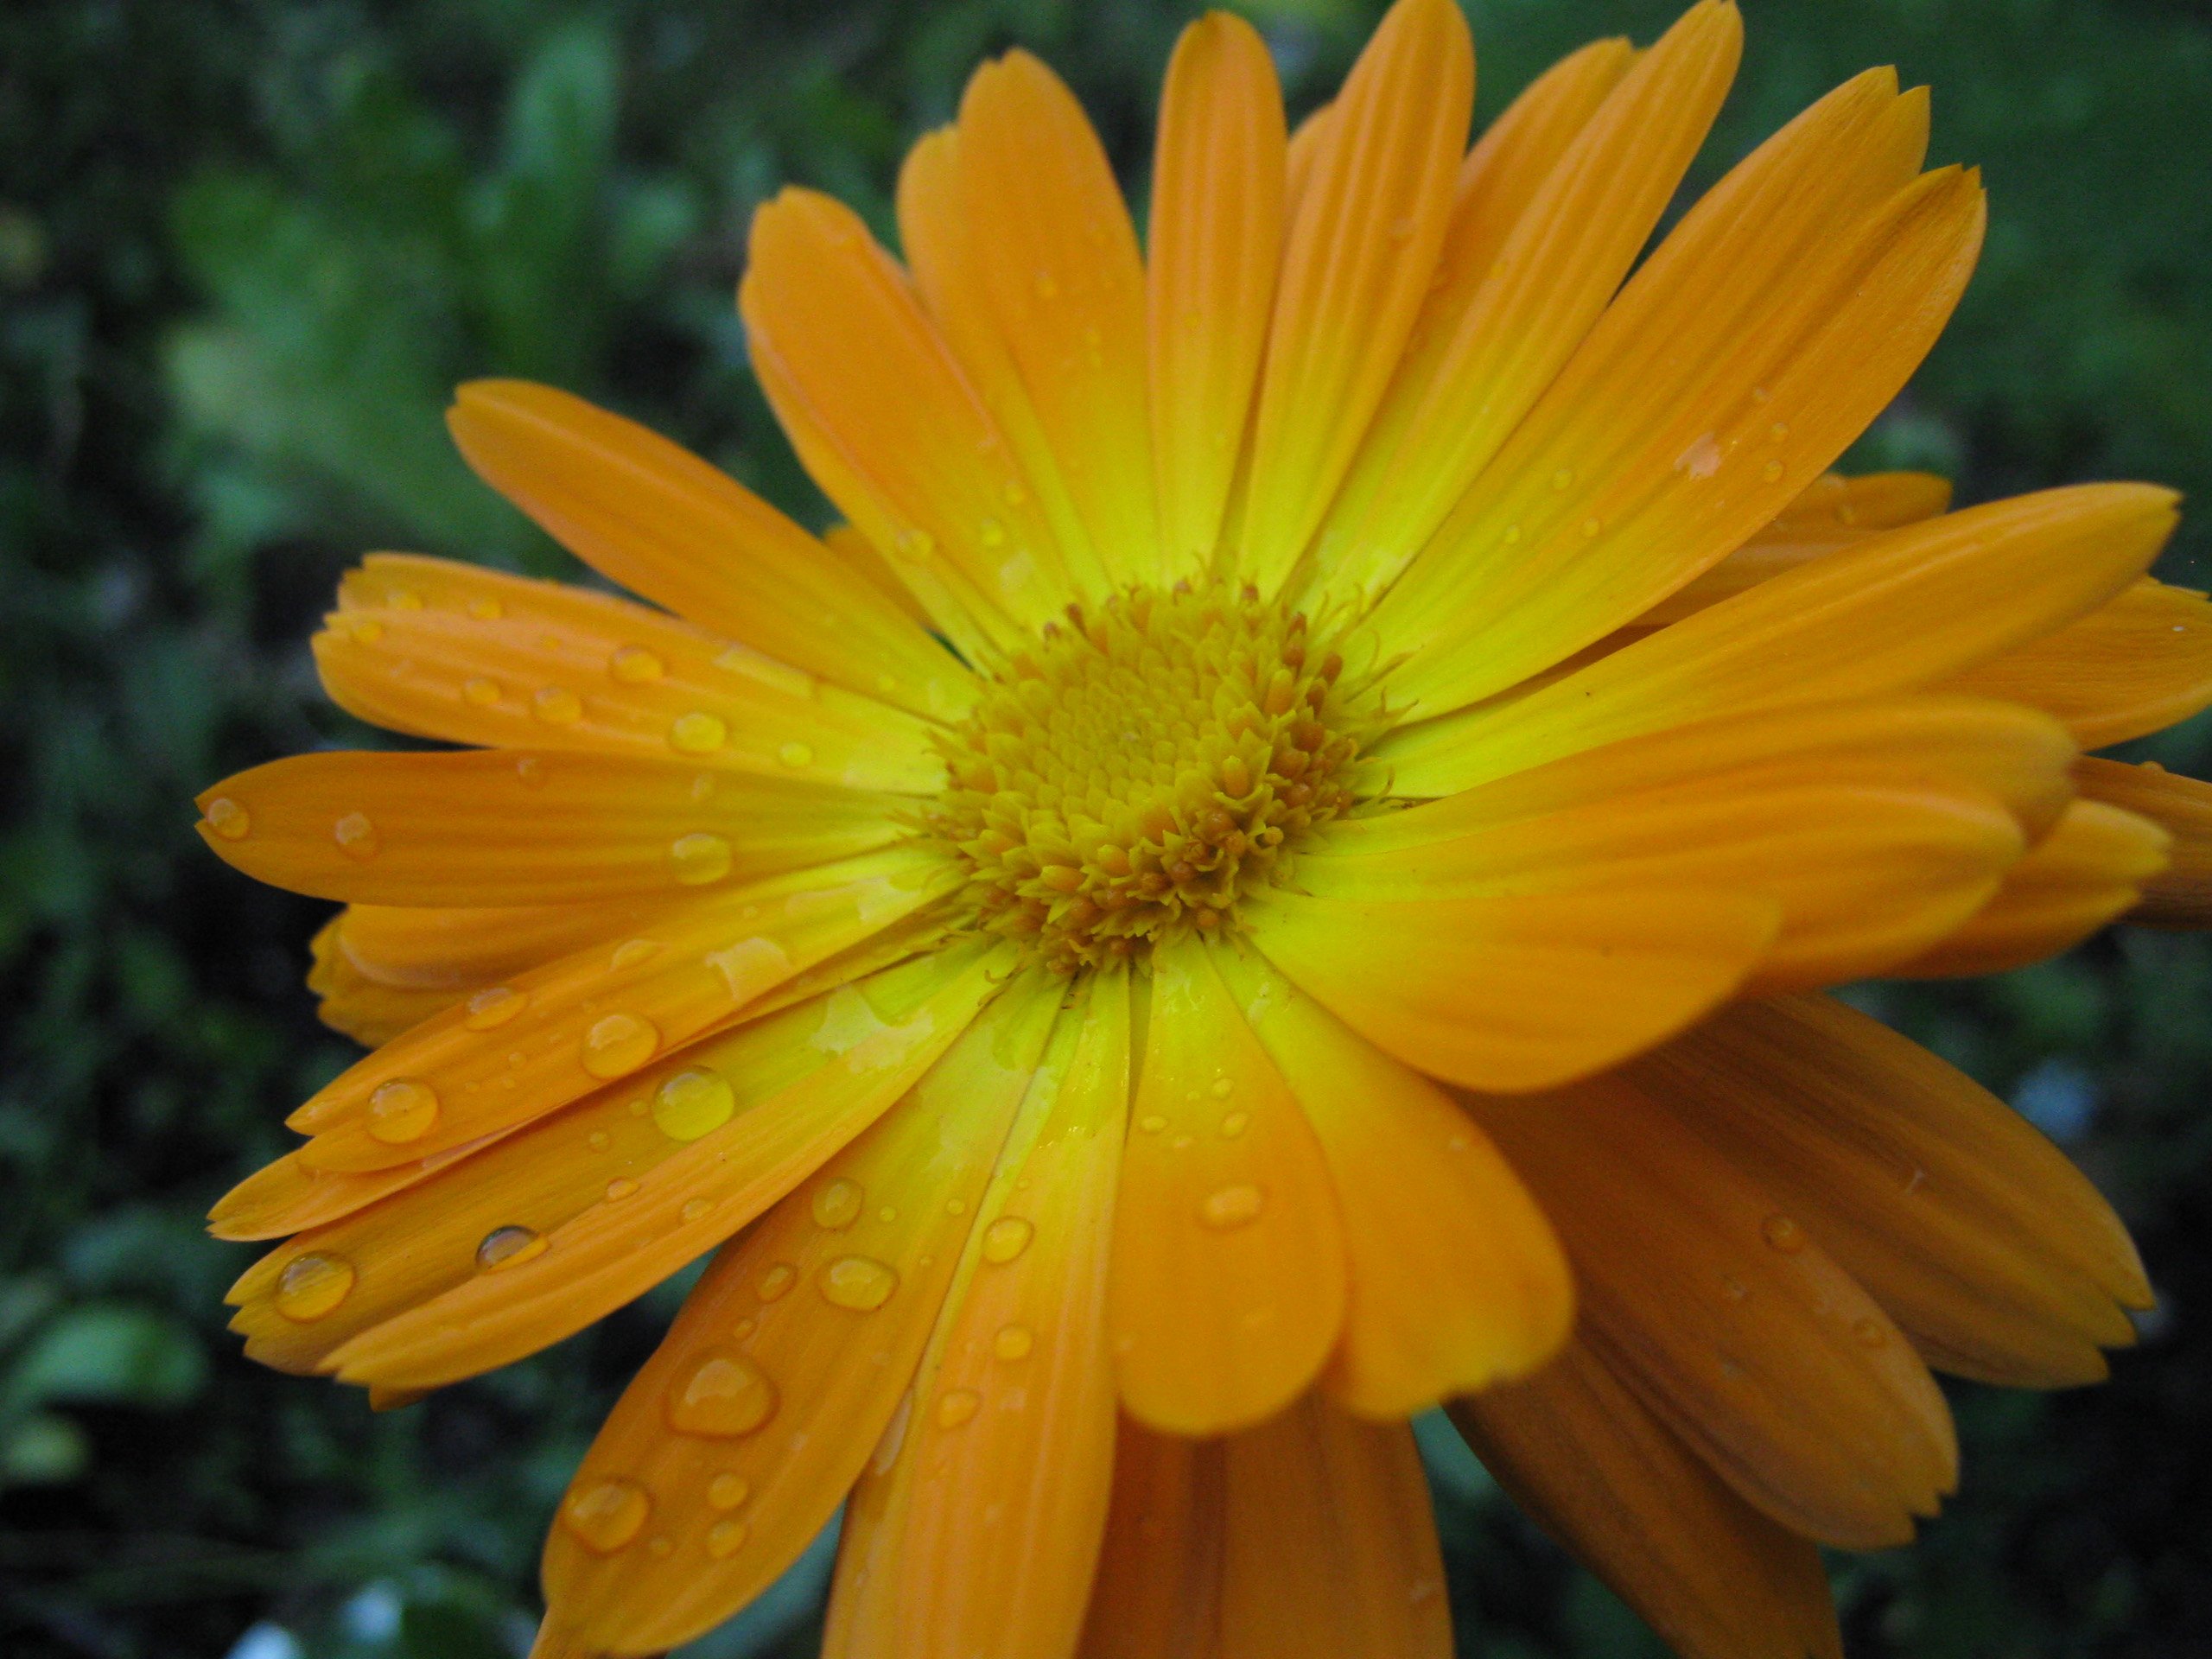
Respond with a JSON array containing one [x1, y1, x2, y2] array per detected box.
[[196, 3, 2212, 1655]]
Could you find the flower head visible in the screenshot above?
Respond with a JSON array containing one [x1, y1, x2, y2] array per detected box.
[[199, 1, 2212, 1654]]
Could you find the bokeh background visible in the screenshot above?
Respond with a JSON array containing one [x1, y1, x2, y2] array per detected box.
[[5, 0, 2210, 1653]]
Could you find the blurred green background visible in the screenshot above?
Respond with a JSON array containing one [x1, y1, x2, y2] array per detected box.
[[4, 0, 2210, 1653]]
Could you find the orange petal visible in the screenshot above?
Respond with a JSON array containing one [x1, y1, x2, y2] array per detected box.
[[1451, 1336, 1841, 1659], [1110, 934, 1345, 1434], [1217, 1392, 1453, 1659], [1077, 1417, 1226, 1659], [2075, 757, 2212, 926], [1896, 799, 2170, 978], [950, 52, 1161, 588], [537, 969, 1064, 1656], [1308, 3, 1739, 607], [315, 556, 943, 793], [826, 973, 1131, 1659], [1211, 949, 1572, 1415], [1370, 73, 1964, 715], [1383, 483, 2179, 796], [1636, 994, 2152, 1388], [446, 380, 970, 723], [1233, 0, 1472, 594], [1248, 884, 1775, 1092], [1944, 577, 2212, 748], [740, 188, 1075, 656], [1469, 1073, 1958, 1548], [306, 918, 451, 1046], [322, 896, 686, 993], [1147, 12, 1286, 575], [195, 748, 906, 906]]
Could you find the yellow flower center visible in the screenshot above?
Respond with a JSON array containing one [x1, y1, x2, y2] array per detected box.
[[926, 582, 1387, 971]]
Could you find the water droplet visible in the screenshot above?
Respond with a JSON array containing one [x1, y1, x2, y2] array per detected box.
[[605, 1177, 640, 1201], [708, 1473, 750, 1510], [935, 1388, 981, 1429], [476, 1224, 547, 1270], [653, 1067, 735, 1141], [819, 1255, 899, 1311], [981, 1217, 1033, 1264], [1137, 1114, 1166, 1135], [582, 1012, 659, 1078], [1768, 422, 1789, 442], [205, 798, 251, 840], [1220, 1111, 1249, 1138], [588, 1129, 610, 1151], [610, 938, 659, 970], [811, 1178, 864, 1230], [1762, 1214, 1804, 1255], [682, 1197, 714, 1224], [706, 1517, 749, 1557], [467, 596, 503, 620], [1550, 467, 1573, 492], [756, 1262, 796, 1301], [563, 1478, 650, 1553], [462, 677, 501, 708], [671, 833, 733, 886], [1761, 459, 1784, 483], [534, 686, 583, 725], [1198, 1184, 1264, 1230], [995, 1324, 1034, 1362], [515, 755, 546, 787], [777, 741, 814, 769], [611, 645, 664, 683], [463, 986, 525, 1031], [894, 527, 936, 561], [1208, 1077, 1233, 1099], [334, 812, 378, 860], [671, 711, 728, 753], [1853, 1315, 1888, 1349], [666, 1352, 779, 1437], [979, 518, 1007, 547], [275, 1252, 355, 1321], [944, 1197, 967, 1217], [366, 1077, 439, 1144]]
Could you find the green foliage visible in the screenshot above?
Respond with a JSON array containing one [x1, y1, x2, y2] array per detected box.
[[3, 0, 2209, 1654]]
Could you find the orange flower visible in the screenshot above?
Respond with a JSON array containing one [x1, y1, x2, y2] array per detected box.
[[197, 2, 2212, 1655]]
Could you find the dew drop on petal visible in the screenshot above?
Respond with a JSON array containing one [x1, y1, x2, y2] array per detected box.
[[707, 1473, 750, 1510], [671, 832, 733, 886], [582, 1012, 659, 1078], [994, 1324, 1034, 1362], [563, 1478, 650, 1554], [204, 798, 251, 840], [1208, 1077, 1233, 1099], [810, 1178, 864, 1230], [706, 1517, 750, 1558], [981, 1217, 1033, 1264], [605, 1177, 640, 1201], [895, 527, 936, 561], [665, 1352, 779, 1438], [334, 812, 379, 860], [1762, 1214, 1804, 1255], [464, 986, 526, 1030], [274, 1252, 355, 1322], [516, 755, 547, 787], [366, 1077, 439, 1144], [756, 1262, 797, 1302], [818, 1255, 899, 1311], [1198, 1184, 1264, 1230], [475, 1224, 546, 1270], [1220, 1111, 1249, 1138], [652, 1067, 735, 1141], [587, 1130, 610, 1151], [1762, 459, 1784, 483], [534, 686, 583, 725], [611, 645, 665, 683], [682, 1197, 714, 1224], [935, 1388, 981, 1429], [778, 741, 814, 769], [610, 938, 659, 970], [671, 711, 728, 753], [462, 677, 501, 707], [1137, 1114, 1166, 1135]]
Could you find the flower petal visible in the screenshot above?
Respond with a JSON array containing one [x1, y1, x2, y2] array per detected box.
[[446, 380, 971, 722], [196, 748, 907, 906], [1451, 1337, 1841, 1659], [1370, 74, 1967, 715], [1306, 3, 1740, 607], [1110, 933, 1345, 1435], [537, 969, 1063, 1656], [1211, 948, 1572, 1416], [1076, 1418, 1225, 1659], [1147, 12, 1287, 575], [1383, 483, 2178, 796], [315, 556, 944, 793], [1248, 883, 1774, 1093], [1469, 1074, 1959, 1548], [1634, 995, 2152, 1388], [306, 918, 451, 1046], [826, 973, 1130, 1659], [1233, 0, 1472, 595], [2075, 757, 2212, 926]]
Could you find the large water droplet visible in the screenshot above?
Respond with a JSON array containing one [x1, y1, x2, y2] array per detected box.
[[534, 686, 583, 725], [811, 1178, 864, 1230], [708, 1472, 750, 1510], [582, 1012, 659, 1078], [818, 1255, 899, 1311], [476, 1224, 547, 1270], [563, 1478, 650, 1553], [671, 711, 728, 754], [1198, 1184, 1264, 1230], [1207, 1077, 1233, 1099], [611, 645, 665, 684], [463, 986, 526, 1030], [204, 798, 251, 841], [653, 1067, 735, 1141], [935, 1388, 981, 1429], [1762, 1214, 1804, 1255], [605, 1177, 640, 1201], [334, 812, 379, 860], [671, 832, 733, 886], [666, 1352, 779, 1437], [366, 1077, 439, 1144], [275, 1252, 356, 1322], [706, 1517, 749, 1558], [981, 1217, 1033, 1264]]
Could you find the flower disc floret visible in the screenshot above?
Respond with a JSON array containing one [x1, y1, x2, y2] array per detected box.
[[926, 582, 1386, 970]]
